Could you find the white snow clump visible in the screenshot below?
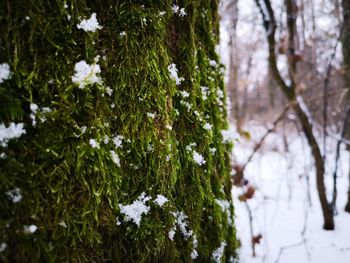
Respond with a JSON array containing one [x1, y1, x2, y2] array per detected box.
[[203, 123, 212, 131], [154, 194, 168, 207], [58, 221, 67, 228], [6, 188, 22, 203], [0, 63, 11, 84], [171, 5, 186, 17], [110, 150, 120, 167], [77, 13, 102, 32], [0, 122, 26, 147], [168, 225, 176, 240], [72, 60, 101, 89], [212, 242, 227, 263], [216, 89, 224, 107], [179, 8, 187, 17], [209, 60, 217, 67], [179, 90, 190, 98], [215, 198, 233, 226], [112, 135, 123, 148], [201, 86, 209, 100], [172, 211, 193, 240], [119, 192, 151, 226], [30, 103, 39, 126], [147, 112, 156, 119], [171, 4, 179, 13], [191, 235, 199, 259], [0, 243, 6, 253], [215, 199, 230, 212], [89, 138, 99, 148], [24, 224, 37, 234], [168, 63, 184, 85], [193, 150, 206, 166]]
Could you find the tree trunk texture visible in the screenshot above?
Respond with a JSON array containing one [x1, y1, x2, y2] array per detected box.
[[342, 0, 350, 213], [0, 1, 237, 262]]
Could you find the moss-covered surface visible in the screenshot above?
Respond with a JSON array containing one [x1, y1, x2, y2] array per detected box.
[[0, 1, 237, 262]]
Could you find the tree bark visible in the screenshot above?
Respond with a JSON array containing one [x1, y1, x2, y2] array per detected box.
[[342, 0, 350, 213], [0, 1, 237, 262]]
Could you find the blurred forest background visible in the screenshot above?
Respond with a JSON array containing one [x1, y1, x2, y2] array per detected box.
[[219, 0, 350, 262]]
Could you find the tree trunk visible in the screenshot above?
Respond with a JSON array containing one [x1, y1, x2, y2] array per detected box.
[[342, 0, 350, 213], [255, 0, 334, 230], [228, 34, 242, 129], [345, 155, 350, 213], [294, 104, 334, 229], [0, 1, 237, 262]]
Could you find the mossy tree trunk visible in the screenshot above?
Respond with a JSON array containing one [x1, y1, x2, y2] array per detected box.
[[0, 1, 237, 262], [342, 0, 350, 213]]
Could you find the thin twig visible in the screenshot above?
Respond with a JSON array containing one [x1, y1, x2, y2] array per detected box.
[[274, 240, 306, 263], [245, 201, 256, 257], [274, 205, 310, 263]]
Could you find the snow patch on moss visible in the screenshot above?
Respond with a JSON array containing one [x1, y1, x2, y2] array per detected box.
[[77, 13, 102, 32], [171, 211, 193, 240], [6, 188, 22, 203], [154, 195, 168, 207], [0, 63, 11, 83], [0, 243, 7, 253], [168, 63, 184, 85], [72, 60, 101, 89], [215, 199, 233, 226], [119, 193, 151, 226], [193, 151, 206, 166], [191, 235, 199, 259], [110, 150, 120, 167], [89, 139, 99, 148], [23, 224, 37, 234], [212, 242, 226, 263], [112, 135, 123, 148], [0, 123, 26, 147]]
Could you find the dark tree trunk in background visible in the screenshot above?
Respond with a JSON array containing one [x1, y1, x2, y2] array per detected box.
[[225, 0, 241, 129], [342, 0, 350, 213], [0, 1, 237, 262], [254, 0, 334, 230], [228, 34, 241, 130]]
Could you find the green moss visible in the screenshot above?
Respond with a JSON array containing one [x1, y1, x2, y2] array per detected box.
[[0, 0, 237, 262]]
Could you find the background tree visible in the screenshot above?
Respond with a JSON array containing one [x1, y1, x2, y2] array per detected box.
[[0, 1, 237, 262], [342, 0, 350, 213], [254, 0, 334, 230], [220, 0, 241, 129], [219, 0, 349, 260]]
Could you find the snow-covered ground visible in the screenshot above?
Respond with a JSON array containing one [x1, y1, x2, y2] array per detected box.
[[232, 123, 350, 263]]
